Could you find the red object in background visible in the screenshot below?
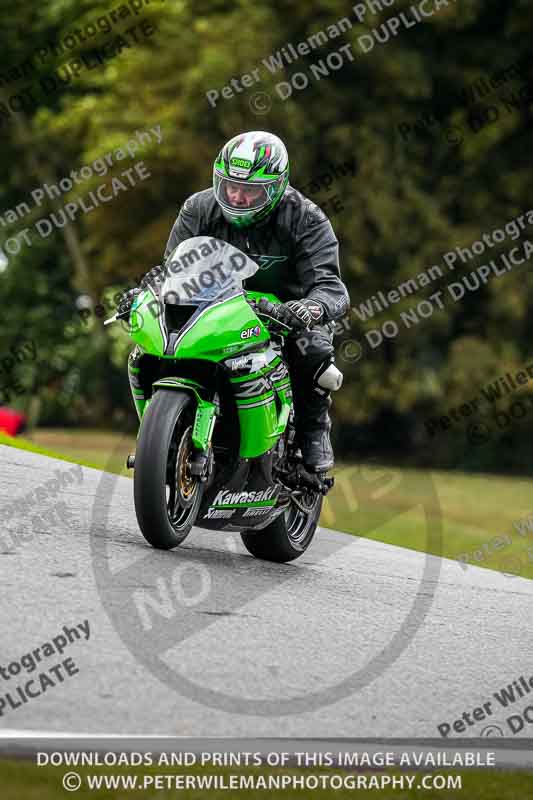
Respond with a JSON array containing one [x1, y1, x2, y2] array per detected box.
[[0, 407, 27, 436]]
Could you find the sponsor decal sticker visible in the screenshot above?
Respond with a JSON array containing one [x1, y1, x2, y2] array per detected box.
[[242, 506, 272, 517], [205, 508, 235, 519], [227, 355, 251, 371], [230, 157, 252, 169], [213, 487, 276, 506], [240, 325, 262, 340]]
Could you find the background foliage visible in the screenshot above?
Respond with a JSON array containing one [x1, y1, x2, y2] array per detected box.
[[1, 0, 532, 472]]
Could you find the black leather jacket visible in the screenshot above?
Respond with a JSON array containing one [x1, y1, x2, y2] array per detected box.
[[145, 185, 350, 322]]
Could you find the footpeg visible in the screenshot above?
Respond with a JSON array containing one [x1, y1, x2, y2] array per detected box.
[[320, 476, 334, 494], [313, 472, 334, 495], [283, 464, 334, 495]]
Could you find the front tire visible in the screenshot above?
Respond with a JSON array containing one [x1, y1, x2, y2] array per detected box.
[[241, 490, 322, 563], [134, 390, 204, 549]]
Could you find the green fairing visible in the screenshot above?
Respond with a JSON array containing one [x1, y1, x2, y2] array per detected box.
[[192, 400, 217, 450], [130, 288, 165, 356], [245, 290, 280, 305], [236, 390, 278, 458], [170, 295, 269, 359], [129, 288, 291, 458], [152, 377, 216, 450], [270, 383, 292, 438], [230, 356, 293, 457]]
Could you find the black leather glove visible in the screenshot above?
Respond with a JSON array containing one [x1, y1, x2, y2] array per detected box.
[[117, 288, 141, 319], [257, 297, 324, 331]]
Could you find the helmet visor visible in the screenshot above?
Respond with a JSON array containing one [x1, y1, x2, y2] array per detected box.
[[214, 175, 270, 213]]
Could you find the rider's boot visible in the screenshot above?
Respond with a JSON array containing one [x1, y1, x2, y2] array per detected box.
[[298, 392, 334, 473]]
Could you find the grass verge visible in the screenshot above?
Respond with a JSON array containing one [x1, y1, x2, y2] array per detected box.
[[1, 429, 533, 580], [0, 431, 104, 472], [1, 759, 531, 800], [323, 462, 533, 580]]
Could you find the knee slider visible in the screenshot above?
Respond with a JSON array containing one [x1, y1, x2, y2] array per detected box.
[[314, 358, 343, 391]]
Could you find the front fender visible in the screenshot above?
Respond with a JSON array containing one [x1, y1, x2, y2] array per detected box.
[[152, 378, 216, 451]]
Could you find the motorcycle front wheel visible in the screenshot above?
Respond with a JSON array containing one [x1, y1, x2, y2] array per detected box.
[[241, 489, 322, 563], [134, 389, 204, 549]]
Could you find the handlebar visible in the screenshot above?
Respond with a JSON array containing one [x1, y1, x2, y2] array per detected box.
[[247, 296, 295, 335]]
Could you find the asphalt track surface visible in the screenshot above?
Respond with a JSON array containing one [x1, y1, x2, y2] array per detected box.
[[0, 445, 532, 740]]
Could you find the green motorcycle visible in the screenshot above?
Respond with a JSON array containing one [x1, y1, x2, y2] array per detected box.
[[107, 236, 335, 563]]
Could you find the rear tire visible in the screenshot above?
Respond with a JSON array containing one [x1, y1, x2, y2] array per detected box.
[[134, 390, 204, 549], [241, 490, 322, 563]]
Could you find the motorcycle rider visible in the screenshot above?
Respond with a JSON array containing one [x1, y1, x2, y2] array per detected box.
[[121, 131, 350, 472]]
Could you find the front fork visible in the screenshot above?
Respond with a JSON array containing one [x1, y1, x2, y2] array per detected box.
[[152, 377, 218, 483]]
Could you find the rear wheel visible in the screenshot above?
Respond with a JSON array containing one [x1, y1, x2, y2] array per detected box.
[[134, 390, 204, 549], [241, 489, 322, 563]]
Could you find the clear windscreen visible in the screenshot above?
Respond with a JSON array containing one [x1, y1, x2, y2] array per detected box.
[[161, 236, 259, 305]]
